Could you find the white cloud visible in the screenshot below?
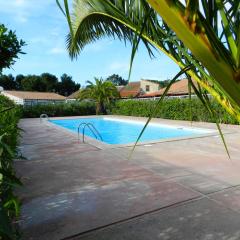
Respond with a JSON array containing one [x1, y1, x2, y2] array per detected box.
[[50, 27, 61, 37], [0, 0, 54, 23], [48, 46, 66, 55], [14, 0, 27, 6], [108, 61, 129, 73], [84, 39, 113, 53], [29, 37, 48, 44], [17, 14, 28, 23]]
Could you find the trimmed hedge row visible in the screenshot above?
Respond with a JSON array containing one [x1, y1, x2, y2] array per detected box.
[[111, 98, 239, 124], [0, 95, 22, 239], [21, 101, 96, 118], [19, 98, 239, 125]]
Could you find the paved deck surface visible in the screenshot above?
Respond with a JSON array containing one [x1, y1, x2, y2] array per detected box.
[[15, 117, 240, 240]]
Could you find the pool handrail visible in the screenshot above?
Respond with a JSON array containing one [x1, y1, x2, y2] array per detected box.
[[85, 123, 103, 141], [77, 122, 103, 143], [77, 123, 91, 142], [40, 114, 49, 122]]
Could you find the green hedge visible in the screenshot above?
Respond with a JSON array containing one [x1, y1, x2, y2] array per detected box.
[[0, 95, 22, 239], [111, 98, 238, 124], [19, 98, 239, 125], [21, 101, 96, 118]]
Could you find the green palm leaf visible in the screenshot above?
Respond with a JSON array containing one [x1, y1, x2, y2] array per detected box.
[[129, 65, 193, 159], [146, 0, 240, 112], [56, 0, 240, 121], [79, 77, 119, 114]]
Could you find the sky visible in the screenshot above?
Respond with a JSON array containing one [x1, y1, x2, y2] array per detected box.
[[0, 0, 180, 86]]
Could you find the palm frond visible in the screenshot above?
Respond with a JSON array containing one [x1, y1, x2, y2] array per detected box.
[[78, 77, 119, 114], [147, 0, 240, 112], [57, 0, 240, 121], [129, 65, 193, 159]]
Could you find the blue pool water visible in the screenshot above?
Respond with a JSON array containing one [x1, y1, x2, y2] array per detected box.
[[50, 117, 210, 145]]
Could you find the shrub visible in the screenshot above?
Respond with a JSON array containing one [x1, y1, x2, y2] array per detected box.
[[111, 98, 238, 124], [21, 101, 96, 118], [0, 95, 22, 239]]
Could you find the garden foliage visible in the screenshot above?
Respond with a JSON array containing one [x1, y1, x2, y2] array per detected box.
[[0, 95, 22, 239], [111, 99, 238, 125], [21, 101, 96, 118], [0, 24, 25, 73]]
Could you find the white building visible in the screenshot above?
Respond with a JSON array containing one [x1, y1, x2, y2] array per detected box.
[[140, 79, 161, 93], [1, 90, 66, 106], [119, 79, 161, 98]]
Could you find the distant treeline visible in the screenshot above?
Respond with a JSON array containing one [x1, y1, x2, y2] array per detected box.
[[0, 73, 80, 96]]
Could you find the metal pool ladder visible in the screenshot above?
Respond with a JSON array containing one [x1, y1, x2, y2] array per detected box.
[[40, 114, 49, 122], [77, 122, 103, 143]]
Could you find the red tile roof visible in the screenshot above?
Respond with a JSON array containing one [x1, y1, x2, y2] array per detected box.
[[119, 82, 141, 98], [141, 79, 194, 98]]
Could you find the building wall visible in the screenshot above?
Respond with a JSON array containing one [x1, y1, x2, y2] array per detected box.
[[65, 98, 77, 103], [140, 80, 160, 93], [1, 92, 65, 105], [1, 92, 24, 105], [23, 99, 65, 106]]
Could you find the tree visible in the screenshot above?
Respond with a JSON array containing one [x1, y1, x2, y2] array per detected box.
[[0, 72, 80, 93], [79, 77, 119, 114], [57, 73, 80, 96], [106, 74, 128, 86], [21, 75, 46, 91], [0, 24, 25, 73], [41, 73, 58, 92], [57, 0, 240, 121], [15, 74, 24, 90], [0, 74, 16, 90]]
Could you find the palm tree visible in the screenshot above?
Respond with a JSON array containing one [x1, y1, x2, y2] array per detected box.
[[79, 78, 119, 114], [56, 0, 240, 121]]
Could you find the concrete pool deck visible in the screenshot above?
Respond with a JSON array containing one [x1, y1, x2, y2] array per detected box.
[[15, 116, 240, 240]]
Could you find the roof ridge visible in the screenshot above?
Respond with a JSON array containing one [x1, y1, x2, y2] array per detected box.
[[4, 90, 60, 94]]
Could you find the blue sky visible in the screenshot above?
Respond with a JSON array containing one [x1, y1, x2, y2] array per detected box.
[[0, 0, 180, 86]]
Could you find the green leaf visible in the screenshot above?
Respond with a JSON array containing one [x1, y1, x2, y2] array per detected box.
[[0, 169, 22, 186], [57, 0, 240, 120], [0, 147, 3, 157], [128, 8, 154, 81], [129, 65, 193, 159], [4, 197, 21, 217], [0, 203, 15, 239], [215, 0, 237, 62], [188, 78, 230, 158], [0, 107, 14, 114], [56, 0, 66, 17], [0, 142, 15, 158]]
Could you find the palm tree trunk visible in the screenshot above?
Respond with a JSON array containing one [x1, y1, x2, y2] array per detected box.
[[96, 103, 100, 115], [96, 102, 106, 115]]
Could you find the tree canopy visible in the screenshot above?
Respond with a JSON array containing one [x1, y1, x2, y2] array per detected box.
[[0, 24, 25, 73], [0, 73, 80, 96], [106, 74, 128, 86], [79, 77, 119, 114], [57, 73, 80, 96]]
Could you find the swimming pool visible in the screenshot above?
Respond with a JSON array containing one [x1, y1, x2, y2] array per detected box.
[[50, 117, 212, 145]]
